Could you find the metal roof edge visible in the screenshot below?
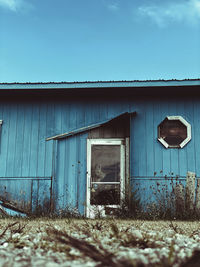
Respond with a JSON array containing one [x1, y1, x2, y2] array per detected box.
[[0, 79, 200, 90], [46, 111, 136, 141]]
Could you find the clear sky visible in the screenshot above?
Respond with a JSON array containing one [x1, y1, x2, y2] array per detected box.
[[0, 0, 200, 82]]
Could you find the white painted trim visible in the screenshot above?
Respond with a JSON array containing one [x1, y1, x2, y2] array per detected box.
[[120, 142, 125, 205], [86, 139, 92, 218], [158, 137, 169, 148], [158, 116, 191, 148], [88, 138, 124, 145], [180, 122, 191, 148], [91, 182, 120, 184], [86, 138, 126, 218], [125, 138, 130, 193]]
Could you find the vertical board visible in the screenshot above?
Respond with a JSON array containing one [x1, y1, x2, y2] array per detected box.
[[54, 102, 63, 134], [85, 101, 97, 125], [55, 132, 88, 215], [77, 137, 87, 214], [6, 104, 18, 177], [65, 135, 77, 208], [29, 104, 40, 177], [168, 100, 179, 177], [69, 102, 77, 130], [186, 100, 196, 173], [32, 179, 51, 214], [130, 104, 139, 178], [76, 102, 86, 128], [146, 102, 155, 176], [14, 104, 25, 177], [194, 100, 200, 177], [61, 102, 69, 132], [55, 138, 66, 209], [45, 103, 55, 177], [153, 101, 163, 176], [37, 103, 47, 177], [160, 101, 171, 177], [130, 101, 146, 178], [176, 101, 188, 177], [0, 103, 7, 177], [137, 102, 147, 177], [21, 104, 33, 176]]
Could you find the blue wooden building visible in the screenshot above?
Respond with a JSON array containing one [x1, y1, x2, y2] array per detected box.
[[0, 79, 199, 217]]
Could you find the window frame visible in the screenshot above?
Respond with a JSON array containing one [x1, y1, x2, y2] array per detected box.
[[86, 138, 125, 218], [158, 116, 191, 148]]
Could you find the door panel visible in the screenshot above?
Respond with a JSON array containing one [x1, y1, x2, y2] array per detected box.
[[87, 139, 125, 218]]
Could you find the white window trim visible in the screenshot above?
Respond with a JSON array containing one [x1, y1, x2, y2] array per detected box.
[[158, 116, 191, 149], [86, 138, 125, 218]]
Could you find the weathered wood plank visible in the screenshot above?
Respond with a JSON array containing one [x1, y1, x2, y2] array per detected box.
[[195, 179, 200, 213], [185, 171, 196, 211]]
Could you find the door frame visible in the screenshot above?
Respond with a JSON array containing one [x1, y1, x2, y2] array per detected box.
[[86, 138, 126, 218]]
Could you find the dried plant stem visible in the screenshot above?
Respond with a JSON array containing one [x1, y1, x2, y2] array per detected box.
[[46, 228, 135, 267]]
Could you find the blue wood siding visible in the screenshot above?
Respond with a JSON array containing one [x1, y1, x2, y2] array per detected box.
[[129, 98, 199, 207], [54, 134, 87, 215], [0, 96, 200, 213], [130, 99, 197, 178]]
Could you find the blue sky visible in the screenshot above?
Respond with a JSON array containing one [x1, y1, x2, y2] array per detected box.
[[0, 0, 200, 82]]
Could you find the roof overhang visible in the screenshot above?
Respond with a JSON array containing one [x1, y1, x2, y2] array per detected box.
[[0, 79, 200, 90], [46, 111, 136, 141]]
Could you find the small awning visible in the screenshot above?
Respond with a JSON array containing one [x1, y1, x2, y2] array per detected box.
[[46, 111, 136, 141]]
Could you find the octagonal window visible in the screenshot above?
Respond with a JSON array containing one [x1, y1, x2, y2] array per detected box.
[[158, 116, 191, 148]]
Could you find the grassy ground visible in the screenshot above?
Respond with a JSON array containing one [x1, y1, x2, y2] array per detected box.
[[0, 218, 200, 266]]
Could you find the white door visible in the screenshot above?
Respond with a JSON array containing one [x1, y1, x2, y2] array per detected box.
[[86, 139, 125, 218]]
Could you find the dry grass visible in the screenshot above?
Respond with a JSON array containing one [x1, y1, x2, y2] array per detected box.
[[0, 218, 200, 237], [0, 217, 200, 235], [46, 227, 134, 267]]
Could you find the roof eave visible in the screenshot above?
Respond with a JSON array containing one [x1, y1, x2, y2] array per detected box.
[[0, 79, 200, 90]]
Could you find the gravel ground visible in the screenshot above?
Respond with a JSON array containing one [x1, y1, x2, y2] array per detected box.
[[0, 219, 200, 266]]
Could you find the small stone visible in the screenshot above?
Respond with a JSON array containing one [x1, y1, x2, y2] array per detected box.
[[3, 243, 8, 248], [12, 233, 20, 239], [132, 230, 143, 240]]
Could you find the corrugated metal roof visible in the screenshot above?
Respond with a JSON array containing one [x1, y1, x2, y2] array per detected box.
[[0, 79, 200, 90], [46, 111, 136, 141]]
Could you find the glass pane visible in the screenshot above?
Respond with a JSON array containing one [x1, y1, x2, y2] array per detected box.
[[91, 145, 120, 182], [159, 119, 187, 146], [91, 184, 120, 205]]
